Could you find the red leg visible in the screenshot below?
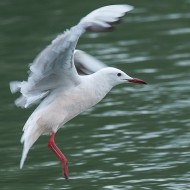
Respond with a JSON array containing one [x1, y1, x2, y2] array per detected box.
[[48, 132, 69, 180]]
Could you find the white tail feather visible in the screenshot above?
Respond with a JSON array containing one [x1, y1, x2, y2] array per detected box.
[[20, 117, 45, 168]]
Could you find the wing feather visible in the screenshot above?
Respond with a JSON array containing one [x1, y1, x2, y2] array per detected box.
[[74, 50, 106, 75], [10, 4, 133, 108]]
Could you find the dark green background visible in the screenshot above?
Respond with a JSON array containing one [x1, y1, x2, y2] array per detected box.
[[1, 0, 190, 189]]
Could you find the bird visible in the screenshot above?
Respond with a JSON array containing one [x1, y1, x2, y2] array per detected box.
[[10, 4, 146, 180]]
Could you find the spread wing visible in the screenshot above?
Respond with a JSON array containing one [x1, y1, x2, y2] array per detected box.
[[74, 50, 107, 75], [10, 4, 133, 108]]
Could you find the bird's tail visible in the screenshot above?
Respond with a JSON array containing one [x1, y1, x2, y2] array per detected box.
[[20, 118, 45, 169]]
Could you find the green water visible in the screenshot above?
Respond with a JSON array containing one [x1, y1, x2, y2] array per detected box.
[[1, 0, 190, 189]]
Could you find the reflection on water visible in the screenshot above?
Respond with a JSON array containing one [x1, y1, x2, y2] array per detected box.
[[1, 0, 190, 189]]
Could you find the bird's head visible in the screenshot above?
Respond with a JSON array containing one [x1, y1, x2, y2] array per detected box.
[[98, 67, 147, 86]]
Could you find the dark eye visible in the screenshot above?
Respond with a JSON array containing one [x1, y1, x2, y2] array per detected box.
[[117, 73, 122, 77]]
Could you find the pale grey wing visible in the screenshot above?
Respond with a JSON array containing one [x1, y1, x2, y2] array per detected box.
[[10, 4, 133, 108], [74, 50, 107, 75], [10, 28, 84, 108]]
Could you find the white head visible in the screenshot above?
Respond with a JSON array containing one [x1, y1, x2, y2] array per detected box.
[[96, 67, 146, 87]]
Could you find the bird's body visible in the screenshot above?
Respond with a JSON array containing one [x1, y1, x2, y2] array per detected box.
[[10, 4, 146, 179], [23, 71, 112, 138]]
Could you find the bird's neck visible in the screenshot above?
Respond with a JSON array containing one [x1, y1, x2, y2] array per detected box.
[[81, 73, 113, 100]]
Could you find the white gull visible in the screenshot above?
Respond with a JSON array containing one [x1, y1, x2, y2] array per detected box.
[[10, 4, 146, 179]]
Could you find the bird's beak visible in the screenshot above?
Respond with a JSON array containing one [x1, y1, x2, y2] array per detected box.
[[127, 78, 147, 84]]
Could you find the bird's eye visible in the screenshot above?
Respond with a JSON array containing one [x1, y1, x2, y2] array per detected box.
[[117, 73, 122, 77]]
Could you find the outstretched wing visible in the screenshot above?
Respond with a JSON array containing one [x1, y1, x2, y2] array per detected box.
[[74, 50, 107, 75], [10, 4, 133, 108]]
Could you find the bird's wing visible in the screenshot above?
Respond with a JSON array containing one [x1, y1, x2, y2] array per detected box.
[[74, 50, 107, 75], [10, 4, 133, 108]]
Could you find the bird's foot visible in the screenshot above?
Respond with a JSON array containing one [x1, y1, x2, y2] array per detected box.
[[61, 160, 69, 180], [48, 132, 69, 180]]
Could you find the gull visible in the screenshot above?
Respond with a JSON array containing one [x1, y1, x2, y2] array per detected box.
[[10, 4, 146, 180]]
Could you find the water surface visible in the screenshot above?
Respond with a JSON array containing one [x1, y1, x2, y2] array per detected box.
[[1, 0, 190, 189]]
